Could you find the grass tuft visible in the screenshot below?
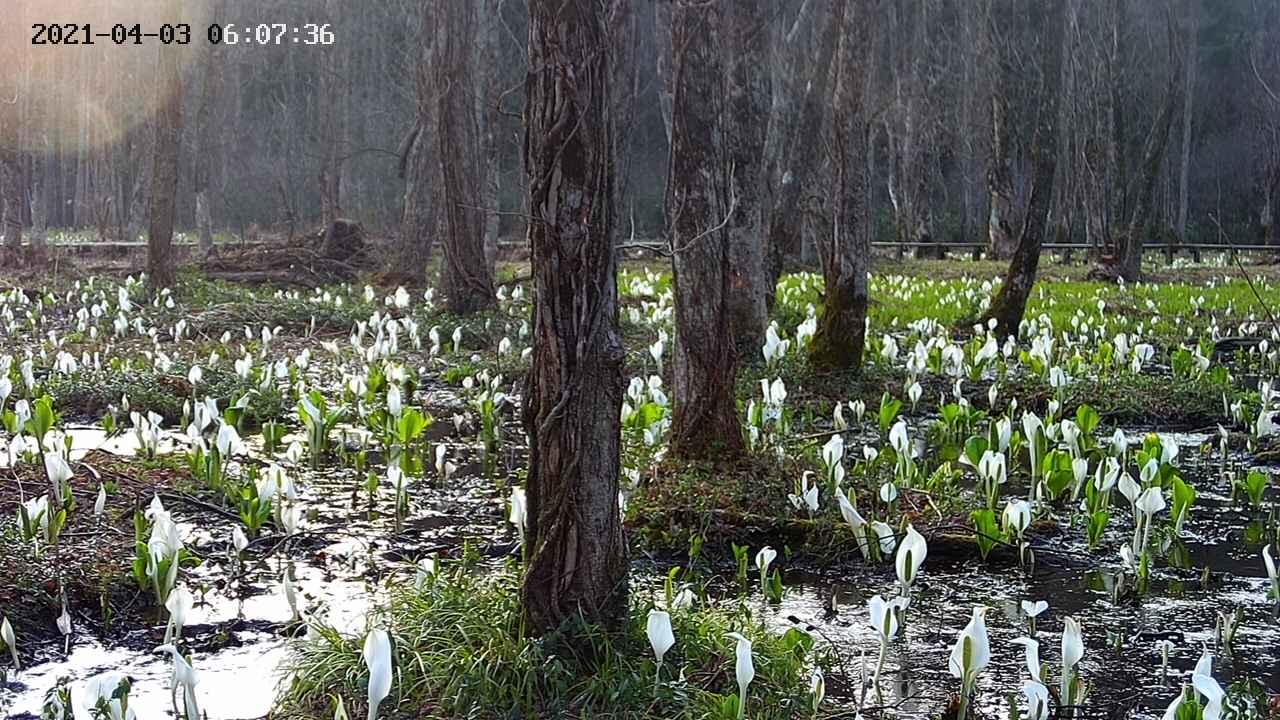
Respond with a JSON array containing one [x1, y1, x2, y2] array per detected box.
[[277, 555, 829, 720]]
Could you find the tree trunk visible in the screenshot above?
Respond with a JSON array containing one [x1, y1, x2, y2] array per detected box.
[[668, 1, 744, 459], [610, 0, 643, 236], [1110, 14, 1183, 283], [981, 0, 1067, 336], [436, 1, 496, 313], [521, 0, 629, 635], [809, 0, 871, 372], [721, 0, 771, 354], [318, 0, 345, 226], [147, 25, 183, 293], [1176, 0, 1196, 243], [985, 0, 1018, 261], [396, 1, 442, 279], [194, 5, 224, 256], [0, 151, 24, 252], [478, 0, 502, 272], [764, 1, 842, 303], [29, 150, 49, 259], [126, 122, 153, 244], [654, 3, 675, 145], [886, 0, 935, 262], [1265, 166, 1280, 247]]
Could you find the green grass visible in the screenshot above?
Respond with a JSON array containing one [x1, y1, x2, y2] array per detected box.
[[278, 555, 828, 720], [772, 269, 1280, 348]]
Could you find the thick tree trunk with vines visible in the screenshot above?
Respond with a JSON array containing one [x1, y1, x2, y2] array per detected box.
[[668, 1, 744, 459], [147, 24, 182, 292], [436, 1, 495, 314], [982, 0, 1067, 336], [809, 0, 871, 372], [521, 0, 629, 635], [721, 0, 771, 354]]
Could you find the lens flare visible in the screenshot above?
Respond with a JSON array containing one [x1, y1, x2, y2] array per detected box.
[[0, 0, 208, 152]]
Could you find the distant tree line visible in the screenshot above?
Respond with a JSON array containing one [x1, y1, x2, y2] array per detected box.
[[1, 0, 1278, 274]]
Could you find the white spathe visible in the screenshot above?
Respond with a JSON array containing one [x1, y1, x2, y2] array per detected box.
[[363, 629, 393, 720]]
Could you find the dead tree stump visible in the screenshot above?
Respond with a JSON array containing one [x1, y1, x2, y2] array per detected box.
[[318, 218, 366, 262]]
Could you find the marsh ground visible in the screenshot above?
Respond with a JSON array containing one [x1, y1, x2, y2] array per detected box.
[[1, 249, 1278, 719]]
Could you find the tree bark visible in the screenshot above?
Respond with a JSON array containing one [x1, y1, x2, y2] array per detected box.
[[668, 1, 744, 459], [1176, 0, 1197, 243], [147, 22, 183, 292], [396, 1, 442, 279], [1109, 11, 1183, 283], [764, 1, 842, 304], [195, 7, 224, 256], [521, 0, 628, 635], [809, 0, 871, 372], [29, 148, 50, 259], [126, 122, 153, 244], [654, 3, 675, 145], [985, 0, 1018, 261], [478, 0, 502, 272], [721, 0, 771, 353], [0, 151, 24, 252], [317, 0, 346, 226], [981, 0, 1067, 336], [436, 1, 496, 314], [885, 0, 935, 261]]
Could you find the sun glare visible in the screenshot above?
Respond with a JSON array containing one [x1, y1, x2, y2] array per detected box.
[[0, 0, 207, 150]]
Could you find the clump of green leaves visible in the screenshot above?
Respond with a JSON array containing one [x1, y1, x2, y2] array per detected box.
[[1241, 470, 1270, 509]]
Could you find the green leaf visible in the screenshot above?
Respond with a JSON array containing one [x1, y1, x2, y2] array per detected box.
[[878, 393, 902, 434], [963, 436, 989, 469], [1171, 476, 1196, 520], [1075, 405, 1100, 435], [780, 627, 814, 657], [971, 509, 1005, 560], [398, 409, 428, 443]]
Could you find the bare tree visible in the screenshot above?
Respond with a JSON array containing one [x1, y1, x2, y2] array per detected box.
[[1176, 0, 1197, 244], [721, 0, 771, 352], [809, 0, 872, 371], [0, 152, 24, 253], [396, 1, 443, 280], [985, 0, 1018, 261], [884, 0, 938, 260], [764, 0, 842, 303], [436, 1, 496, 313], [521, 0, 628, 634], [1249, 0, 1280, 247], [668, 0, 744, 459], [476, 0, 502, 271], [125, 122, 154, 244], [982, 0, 1068, 335], [317, 0, 347, 226], [147, 8, 184, 292], [1103, 5, 1183, 282], [194, 0, 227, 256]]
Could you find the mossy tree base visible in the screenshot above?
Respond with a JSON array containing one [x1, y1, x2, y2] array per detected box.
[[808, 282, 867, 373]]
